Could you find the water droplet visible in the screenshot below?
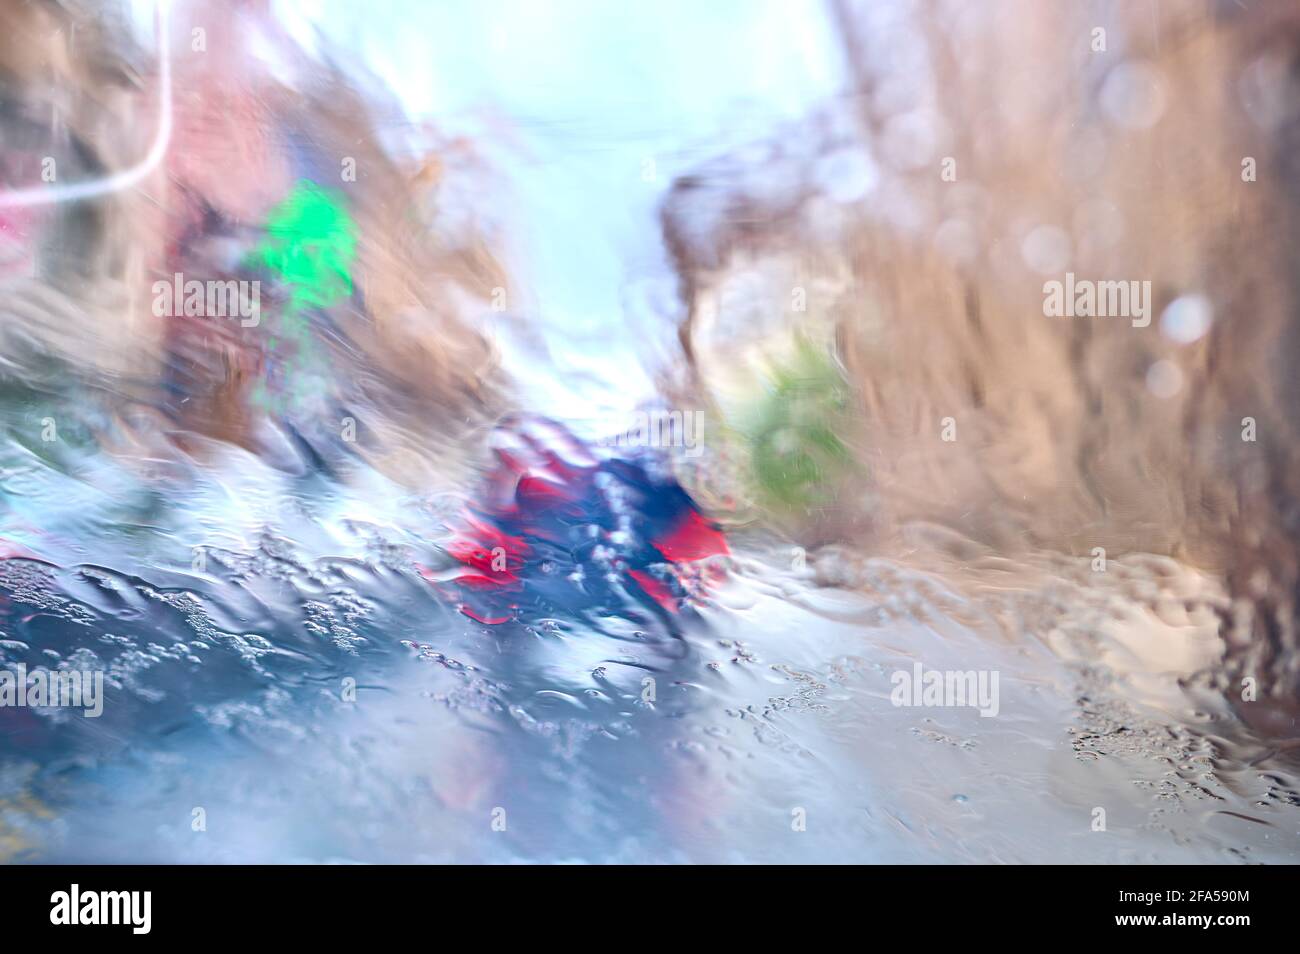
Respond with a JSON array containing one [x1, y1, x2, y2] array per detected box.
[[1146, 359, 1183, 399], [1160, 294, 1213, 344], [1101, 62, 1167, 129]]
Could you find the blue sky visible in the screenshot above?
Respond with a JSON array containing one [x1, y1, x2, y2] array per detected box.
[[279, 0, 847, 429]]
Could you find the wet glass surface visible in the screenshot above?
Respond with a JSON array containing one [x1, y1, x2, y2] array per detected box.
[[1, 0, 1298, 864]]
